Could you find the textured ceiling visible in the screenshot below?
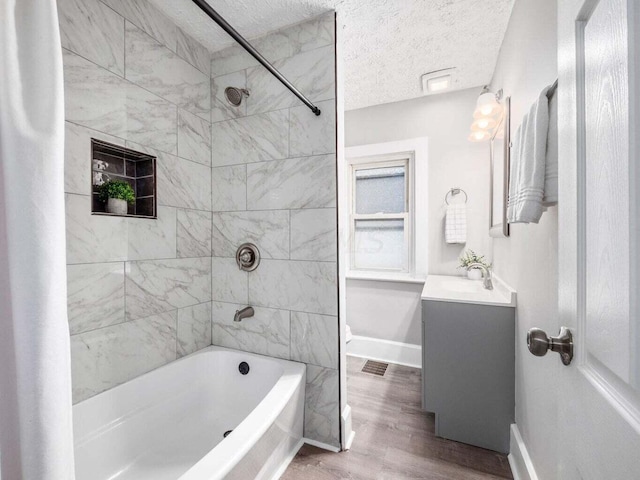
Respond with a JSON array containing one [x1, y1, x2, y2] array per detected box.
[[148, 0, 514, 110]]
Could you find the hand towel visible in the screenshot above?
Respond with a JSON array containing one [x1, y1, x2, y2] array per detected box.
[[445, 203, 467, 244], [543, 87, 558, 205], [507, 87, 550, 223]]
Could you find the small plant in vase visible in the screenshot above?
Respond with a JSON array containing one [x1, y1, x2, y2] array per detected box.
[[458, 249, 490, 280], [97, 180, 135, 215]]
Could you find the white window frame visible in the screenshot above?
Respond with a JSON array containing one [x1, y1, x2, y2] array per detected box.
[[347, 152, 415, 274]]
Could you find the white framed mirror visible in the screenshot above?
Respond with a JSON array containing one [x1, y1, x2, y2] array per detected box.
[[489, 96, 510, 238]]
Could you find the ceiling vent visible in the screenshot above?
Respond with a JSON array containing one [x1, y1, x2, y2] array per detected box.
[[421, 68, 457, 95]]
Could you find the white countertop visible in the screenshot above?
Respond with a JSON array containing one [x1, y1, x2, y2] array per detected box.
[[421, 274, 517, 307]]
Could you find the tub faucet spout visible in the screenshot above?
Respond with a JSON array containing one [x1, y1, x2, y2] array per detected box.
[[234, 306, 254, 322]]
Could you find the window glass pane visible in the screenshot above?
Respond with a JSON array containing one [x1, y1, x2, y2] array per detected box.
[[354, 219, 405, 270], [355, 166, 405, 214]]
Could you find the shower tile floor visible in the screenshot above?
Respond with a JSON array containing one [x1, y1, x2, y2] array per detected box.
[[282, 357, 513, 480]]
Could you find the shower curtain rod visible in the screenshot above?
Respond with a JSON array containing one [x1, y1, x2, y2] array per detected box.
[[191, 0, 322, 116]]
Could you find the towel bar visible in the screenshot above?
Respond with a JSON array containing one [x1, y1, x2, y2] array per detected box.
[[445, 188, 468, 205]]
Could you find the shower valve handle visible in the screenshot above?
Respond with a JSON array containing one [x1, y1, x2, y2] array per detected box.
[[235, 243, 261, 272]]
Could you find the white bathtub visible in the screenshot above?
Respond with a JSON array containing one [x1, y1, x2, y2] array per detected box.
[[73, 346, 306, 480]]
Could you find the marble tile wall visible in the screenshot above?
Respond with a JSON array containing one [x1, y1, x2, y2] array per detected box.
[[60, 0, 340, 449], [209, 13, 340, 448], [59, 0, 213, 403]]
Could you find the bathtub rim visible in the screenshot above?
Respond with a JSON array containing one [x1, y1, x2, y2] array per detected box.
[[176, 346, 306, 480], [73, 345, 306, 480]]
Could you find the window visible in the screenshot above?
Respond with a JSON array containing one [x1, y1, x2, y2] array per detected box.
[[349, 156, 413, 273]]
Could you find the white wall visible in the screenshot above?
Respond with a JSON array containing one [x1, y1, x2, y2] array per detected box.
[[346, 87, 492, 275], [489, 0, 558, 478], [346, 279, 423, 344], [345, 3, 559, 473], [344, 88, 491, 346]]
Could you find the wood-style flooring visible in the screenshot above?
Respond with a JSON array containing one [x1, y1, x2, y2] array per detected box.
[[282, 356, 513, 480]]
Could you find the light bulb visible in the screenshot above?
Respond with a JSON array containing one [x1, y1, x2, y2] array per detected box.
[[468, 131, 490, 142], [471, 117, 497, 132]]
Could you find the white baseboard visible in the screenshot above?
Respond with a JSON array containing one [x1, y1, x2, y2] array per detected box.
[[344, 429, 356, 451], [508, 424, 539, 480], [303, 438, 340, 453], [347, 335, 421, 368], [341, 404, 355, 450]]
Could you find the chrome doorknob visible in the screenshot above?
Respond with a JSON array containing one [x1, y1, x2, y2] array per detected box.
[[527, 326, 574, 365]]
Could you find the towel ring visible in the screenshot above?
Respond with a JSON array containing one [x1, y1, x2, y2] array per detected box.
[[445, 188, 468, 205]]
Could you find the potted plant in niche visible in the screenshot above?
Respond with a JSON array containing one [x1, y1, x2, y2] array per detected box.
[[458, 249, 491, 280], [97, 180, 135, 215]]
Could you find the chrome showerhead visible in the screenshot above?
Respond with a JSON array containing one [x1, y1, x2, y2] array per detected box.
[[224, 86, 250, 106]]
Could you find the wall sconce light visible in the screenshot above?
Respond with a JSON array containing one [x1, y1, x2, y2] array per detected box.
[[468, 86, 503, 142]]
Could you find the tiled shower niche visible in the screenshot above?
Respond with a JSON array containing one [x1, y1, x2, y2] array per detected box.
[[91, 139, 157, 218]]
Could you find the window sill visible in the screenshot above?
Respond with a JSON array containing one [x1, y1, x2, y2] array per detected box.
[[346, 272, 426, 285]]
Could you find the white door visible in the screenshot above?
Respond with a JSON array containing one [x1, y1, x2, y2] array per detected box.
[[557, 0, 640, 477]]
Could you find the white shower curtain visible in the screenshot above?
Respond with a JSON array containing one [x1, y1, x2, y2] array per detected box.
[[0, 1, 76, 479]]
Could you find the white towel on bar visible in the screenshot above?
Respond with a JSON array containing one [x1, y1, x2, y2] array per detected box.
[[445, 204, 467, 244], [543, 87, 558, 206], [507, 87, 550, 224]]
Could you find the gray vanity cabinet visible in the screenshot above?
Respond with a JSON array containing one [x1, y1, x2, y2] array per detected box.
[[422, 299, 515, 453]]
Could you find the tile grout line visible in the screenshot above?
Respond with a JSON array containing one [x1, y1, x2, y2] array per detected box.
[[69, 252, 336, 269], [176, 103, 180, 160], [288, 210, 292, 260], [175, 307, 179, 360], [98, 0, 208, 75], [124, 22, 210, 108], [71, 301, 186, 338], [210, 41, 336, 83], [244, 164, 248, 211], [288, 310, 292, 362], [67, 189, 336, 216], [210, 151, 338, 171], [63, 45, 210, 127], [287, 106, 291, 158], [175, 204, 179, 259], [66, 254, 214, 267], [210, 96, 336, 125], [122, 14, 126, 79], [64, 118, 212, 170], [210, 299, 337, 320], [65, 191, 213, 216]]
